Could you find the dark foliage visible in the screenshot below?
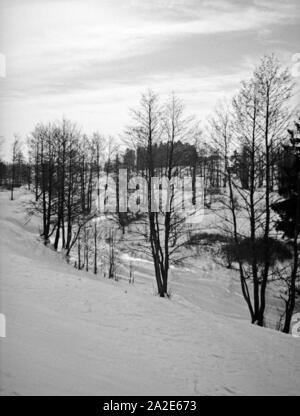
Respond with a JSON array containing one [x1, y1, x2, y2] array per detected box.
[[223, 237, 292, 267]]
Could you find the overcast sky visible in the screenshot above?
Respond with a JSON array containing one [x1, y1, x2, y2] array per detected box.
[[0, 0, 299, 157]]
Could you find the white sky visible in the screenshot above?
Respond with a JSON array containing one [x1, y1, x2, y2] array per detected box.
[[0, 0, 299, 158]]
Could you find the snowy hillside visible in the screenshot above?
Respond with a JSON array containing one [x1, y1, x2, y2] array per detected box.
[[0, 189, 300, 396]]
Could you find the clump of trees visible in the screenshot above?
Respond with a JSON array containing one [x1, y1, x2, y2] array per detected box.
[[27, 120, 123, 280], [123, 91, 205, 297], [28, 120, 98, 251], [272, 117, 300, 333], [0, 136, 30, 195], [208, 55, 297, 330]]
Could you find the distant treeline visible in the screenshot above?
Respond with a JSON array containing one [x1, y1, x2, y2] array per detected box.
[[0, 134, 292, 194]]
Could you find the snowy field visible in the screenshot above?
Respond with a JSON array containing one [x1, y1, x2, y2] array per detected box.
[[0, 189, 300, 395]]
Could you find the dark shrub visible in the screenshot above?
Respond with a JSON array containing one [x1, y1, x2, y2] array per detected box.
[[222, 237, 292, 267]]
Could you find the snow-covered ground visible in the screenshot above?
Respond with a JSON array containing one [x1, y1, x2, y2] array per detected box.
[[0, 189, 300, 395]]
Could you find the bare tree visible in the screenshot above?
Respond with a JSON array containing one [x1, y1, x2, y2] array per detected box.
[[125, 91, 200, 297], [210, 56, 293, 326], [10, 135, 23, 200]]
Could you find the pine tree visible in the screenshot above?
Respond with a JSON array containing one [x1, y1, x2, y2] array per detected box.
[[273, 118, 300, 238], [272, 117, 300, 333]]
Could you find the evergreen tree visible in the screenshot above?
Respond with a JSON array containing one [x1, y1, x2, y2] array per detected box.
[[272, 117, 300, 333], [273, 118, 300, 238]]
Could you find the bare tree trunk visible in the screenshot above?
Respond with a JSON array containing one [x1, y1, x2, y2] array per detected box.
[[77, 231, 81, 270], [93, 222, 97, 275], [283, 166, 300, 333]]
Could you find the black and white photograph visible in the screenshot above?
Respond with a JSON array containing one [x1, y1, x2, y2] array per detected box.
[[0, 0, 300, 399]]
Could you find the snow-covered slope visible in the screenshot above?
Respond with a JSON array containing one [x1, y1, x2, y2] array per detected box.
[[0, 189, 299, 395]]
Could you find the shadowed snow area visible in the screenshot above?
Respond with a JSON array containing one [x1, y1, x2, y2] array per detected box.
[[0, 189, 299, 395]]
